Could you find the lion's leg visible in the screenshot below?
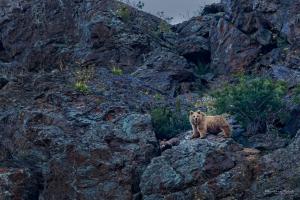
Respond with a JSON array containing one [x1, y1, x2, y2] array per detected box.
[[191, 125, 200, 139], [221, 125, 231, 138]]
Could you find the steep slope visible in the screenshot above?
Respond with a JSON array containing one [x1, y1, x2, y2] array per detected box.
[[0, 0, 300, 199]]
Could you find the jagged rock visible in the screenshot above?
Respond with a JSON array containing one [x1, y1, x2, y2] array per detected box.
[[202, 3, 225, 15], [0, 168, 41, 200], [0, 0, 163, 73], [176, 35, 210, 65], [271, 65, 300, 87], [246, 130, 300, 200], [244, 133, 290, 151], [0, 67, 162, 199], [210, 18, 261, 73], [39, 114, 159, 200], [1, 0, 300, 199], [159, 138, 180, 152], [175, 14, 222, 39], [140, 133, 260, 199], [131, 49, 196, 95]]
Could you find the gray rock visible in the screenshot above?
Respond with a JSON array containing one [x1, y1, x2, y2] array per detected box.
[[131, 49, 195, 95], [272, 64, 300, 85], [210, 18, 261, 73], [140, 133, 259, 199], [246, 130, 300, 200]]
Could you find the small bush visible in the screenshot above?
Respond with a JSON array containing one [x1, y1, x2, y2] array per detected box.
[[111, 66, 123, 75], [75, 81, 89, 93], [74, 65, 94, 94], [157, 21, 171, 33], [195, 63, 211, 77], [116, 5, 131, 22], [212, 76, 288, 134], [151, 101, 190, 140]]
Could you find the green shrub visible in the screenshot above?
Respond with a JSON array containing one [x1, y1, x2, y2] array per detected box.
[[75, 81, 89, 93], [212, 76, 288, 134], [116, 5, 131, 22], [151, 102, 190, 139], [157, 21, 171, 33], [73, 65, 94, 94], [111, 66, 123, 75], [195, 62, 211, 76]]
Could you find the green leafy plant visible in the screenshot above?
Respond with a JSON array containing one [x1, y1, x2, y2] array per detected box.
[[75, 81, 89, 93], [154, 93, 164, 101], [116, 5, 131, 22], [212, 76, 288, 134], [195, 62, 211, 76], [156, 20, 172, 34], [74, 65, 94, 94], [151, 100, 190, 139], [111, 66, 123, 75]]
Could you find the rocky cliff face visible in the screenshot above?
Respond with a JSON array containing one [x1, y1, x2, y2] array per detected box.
[[0, 0, 300, 199]]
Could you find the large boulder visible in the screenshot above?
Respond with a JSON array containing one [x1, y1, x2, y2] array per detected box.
[[246, 130, 300, 199], [140, 133, 260, 199]]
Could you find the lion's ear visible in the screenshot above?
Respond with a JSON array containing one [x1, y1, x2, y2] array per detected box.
[[189, 111, 194, 115]]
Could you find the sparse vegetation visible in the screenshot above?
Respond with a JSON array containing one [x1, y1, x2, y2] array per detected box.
[[212, 76, 288, 134], [152, 11, 173, 36], [75, 81, 89, 93], [195, 63, 211, 76], [151, 100, 190, 140], [111, 66, 123, 75], [116, 5, 131, 22], [194, 96, 216, 115], [74, 64, 94, 94], [157, 21, 172, 33], [154, 93, 164, 101]]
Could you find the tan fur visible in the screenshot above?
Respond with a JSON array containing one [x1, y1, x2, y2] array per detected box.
[[189, 111, 231, 139]]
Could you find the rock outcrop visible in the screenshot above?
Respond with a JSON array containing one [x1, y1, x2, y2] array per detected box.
[[140, 133, 260, 200], [246, 130, 300, 200]]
